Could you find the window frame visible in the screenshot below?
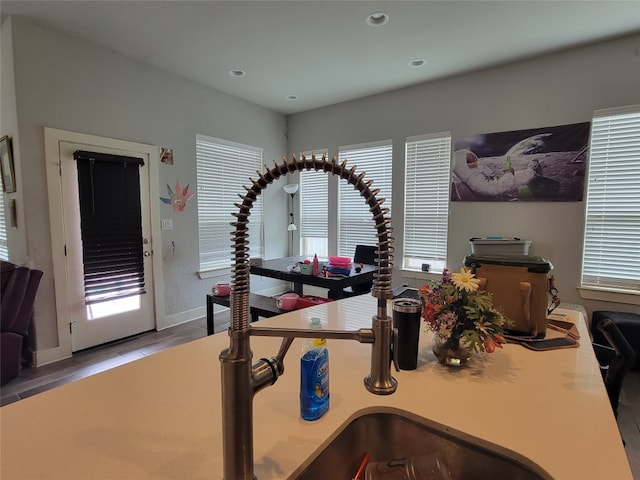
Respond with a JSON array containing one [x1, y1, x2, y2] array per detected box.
[[299, 149, 329, 258], [337, 140, 393, 258], [579, 105, 640, 304], [402, 132, 452, 274], [0, 196, 7, 261], [195, 134, 264, 274]]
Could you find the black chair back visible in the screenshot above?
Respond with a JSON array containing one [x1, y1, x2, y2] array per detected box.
[[353, 245, 377, 265], [594, 318, 636, 417]]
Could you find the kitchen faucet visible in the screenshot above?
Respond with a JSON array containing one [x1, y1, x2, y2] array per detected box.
[[220, 153, 397, 479]]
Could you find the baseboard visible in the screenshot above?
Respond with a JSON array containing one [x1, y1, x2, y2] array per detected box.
[[34, 346, 72, 367], [160, 306, 206, 330]]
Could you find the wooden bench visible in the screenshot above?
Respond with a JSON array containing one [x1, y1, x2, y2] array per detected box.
[[206, 293, 283, 335]]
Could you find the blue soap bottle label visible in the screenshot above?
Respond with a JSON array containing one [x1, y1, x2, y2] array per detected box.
[[300, 318, 330, 421]]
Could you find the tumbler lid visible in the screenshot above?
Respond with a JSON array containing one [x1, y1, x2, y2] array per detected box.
[[392, 297, 422, 313]]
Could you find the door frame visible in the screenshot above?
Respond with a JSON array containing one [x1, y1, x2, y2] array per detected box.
[[42, 127, 164, 364]]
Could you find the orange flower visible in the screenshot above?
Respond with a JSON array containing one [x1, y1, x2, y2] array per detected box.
[[483, 338, 497, 353]]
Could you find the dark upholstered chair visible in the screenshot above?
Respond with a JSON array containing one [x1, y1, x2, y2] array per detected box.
[[592, 318, 636, 418], [1, 261, 43, 386], [591, 310, 640, 370]]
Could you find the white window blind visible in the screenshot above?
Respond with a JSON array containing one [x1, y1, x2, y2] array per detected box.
[[0, 197, 7, 260], [338, 140, 392, 257], [299, 150, 328, 257], [403, 133, 451, 272], [582, 105, 640, 292], [196, 134, 263, 271]]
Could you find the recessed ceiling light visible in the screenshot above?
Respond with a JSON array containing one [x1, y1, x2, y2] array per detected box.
[[286, 95, 298, 101], [409, 59, 426, 67], [229, 69, 246, 77], [366, 12, 389, 26]]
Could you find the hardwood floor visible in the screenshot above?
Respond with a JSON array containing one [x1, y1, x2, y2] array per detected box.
[[1, 312, 639, 479], [0, 312, 226, 407]]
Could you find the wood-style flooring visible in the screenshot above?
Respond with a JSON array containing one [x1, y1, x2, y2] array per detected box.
[[0, 312, 226, 407], [1, 312, 639, 479]]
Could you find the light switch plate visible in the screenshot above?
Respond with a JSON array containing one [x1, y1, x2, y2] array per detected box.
[[161, 219, 173, 231]]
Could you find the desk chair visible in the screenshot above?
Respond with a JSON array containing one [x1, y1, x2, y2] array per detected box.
[[591, 310, 640, 370], [329, 245, 377, 299], [353, 244, 377, 266], [592, 318, 636, 418]]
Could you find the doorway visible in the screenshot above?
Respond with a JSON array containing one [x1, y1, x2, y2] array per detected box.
[[44, 128, 162, 353]]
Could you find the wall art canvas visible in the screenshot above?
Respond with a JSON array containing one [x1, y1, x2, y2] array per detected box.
[[451, 122, 590, 202]]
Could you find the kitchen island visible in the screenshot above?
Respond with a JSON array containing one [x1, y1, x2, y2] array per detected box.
[[0, 295, 632, 479]]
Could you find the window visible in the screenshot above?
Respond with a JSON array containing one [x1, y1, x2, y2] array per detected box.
[[403, 132, 452, 273], [338, 140, 392, 257], [74, 150, 146, 318], [0, 197, 7, 260], [299, 149, 328, 257], [196, 135, 263, 271], [581, 105, 640, 293]]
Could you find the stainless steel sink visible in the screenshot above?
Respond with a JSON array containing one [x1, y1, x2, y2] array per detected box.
[[289, 407, 553, 479]]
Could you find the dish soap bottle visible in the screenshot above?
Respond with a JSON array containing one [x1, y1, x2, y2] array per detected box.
[[300, 317, 330, 421], [312, 254, 319, 276]]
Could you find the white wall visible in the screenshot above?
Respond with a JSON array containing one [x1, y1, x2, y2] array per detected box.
[[4, 16, 288, 356], [0, 17, 27, 263], [287, 33, 640, 318]]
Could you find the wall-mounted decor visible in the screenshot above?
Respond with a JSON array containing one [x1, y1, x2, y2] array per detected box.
[[451, 122, 590, 202], [160, 147, 174, 165], [0, 135, 16, 193], [160, 181, 195, 212]]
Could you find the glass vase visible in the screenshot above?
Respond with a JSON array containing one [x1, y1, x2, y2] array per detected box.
[[432, 334, 472, 367]]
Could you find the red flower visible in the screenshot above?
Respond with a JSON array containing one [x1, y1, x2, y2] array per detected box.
[[483, 338, 497, 353], [483, 337, 504, 353], [422, 303, 436, 323]]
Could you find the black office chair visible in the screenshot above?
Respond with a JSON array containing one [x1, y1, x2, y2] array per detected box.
[[592, 318, 636, 418], [329, 245, 377, 299], [353, 244, 377, 266]]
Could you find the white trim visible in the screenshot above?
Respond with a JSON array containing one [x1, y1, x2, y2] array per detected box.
[[197, 267, 232, 280], [33, 345, 72, 368], [42, 127, 164, 363], [405, 131, 451, 143], [577, 286, 640, 306], [593, 104, 640, 118], [339, 138, 392, 152], [195, 133, 263, 155], [161, 306, 205, 330]]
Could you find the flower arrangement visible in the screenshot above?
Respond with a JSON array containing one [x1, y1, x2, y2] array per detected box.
[[418, 268, 510, 354]]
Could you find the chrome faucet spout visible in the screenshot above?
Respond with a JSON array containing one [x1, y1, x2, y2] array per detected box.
[[220, 153, 396, 479]]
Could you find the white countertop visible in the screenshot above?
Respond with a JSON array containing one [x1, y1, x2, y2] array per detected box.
[[1, 296, 632, 479]]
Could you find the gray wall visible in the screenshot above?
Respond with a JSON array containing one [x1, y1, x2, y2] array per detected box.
[[3, 16, 288, 352], [287, 33, 640, 318]]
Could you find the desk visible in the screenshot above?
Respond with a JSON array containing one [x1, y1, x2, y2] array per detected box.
[[250, 256, 375, 299], [206, 293, 282, 334]]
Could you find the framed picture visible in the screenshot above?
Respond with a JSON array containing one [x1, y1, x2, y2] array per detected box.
[[0, 135, 16, 193], [451, 122, 590, 202]]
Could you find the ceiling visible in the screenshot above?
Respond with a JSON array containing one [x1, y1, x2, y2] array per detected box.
[[2, 1, 639, 115]]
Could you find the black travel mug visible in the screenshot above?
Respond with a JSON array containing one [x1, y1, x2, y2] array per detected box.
[[392, 298, 422, 370]]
